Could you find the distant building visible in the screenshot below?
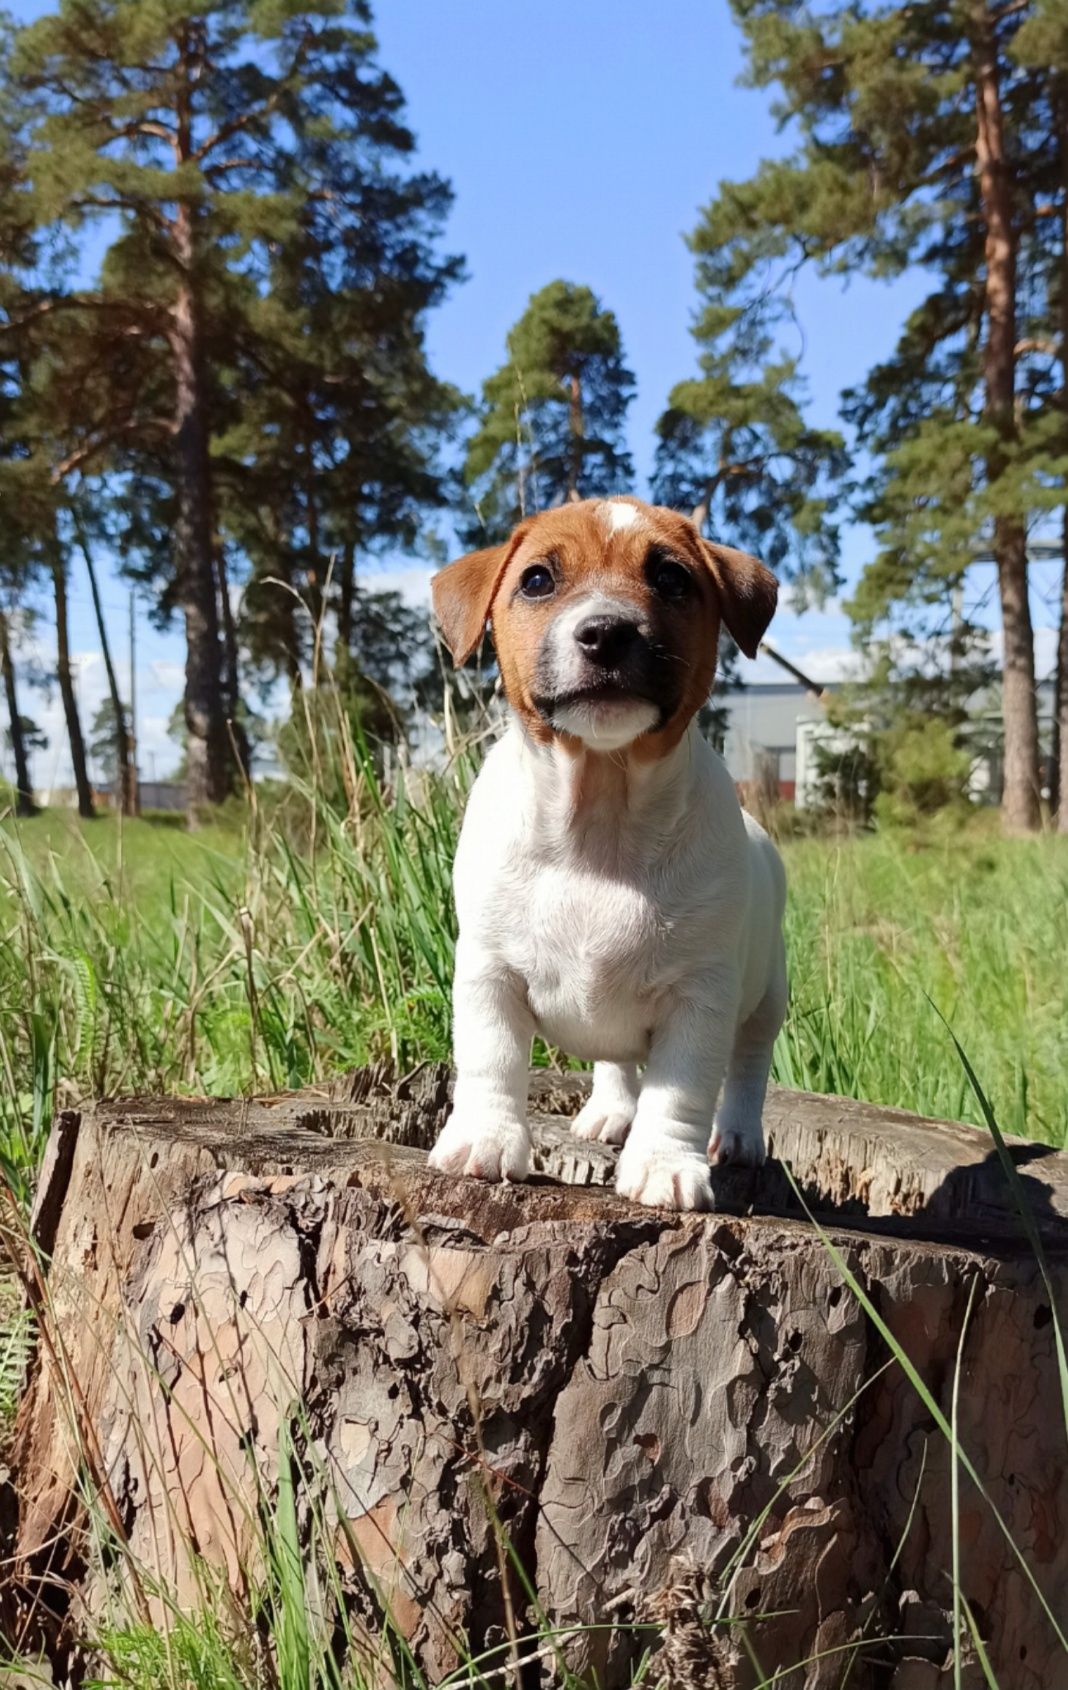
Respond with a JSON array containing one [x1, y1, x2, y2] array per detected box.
[[94, 779, 189, 812], [719, 681, 834, 803], [717, 677, 1057, 808]]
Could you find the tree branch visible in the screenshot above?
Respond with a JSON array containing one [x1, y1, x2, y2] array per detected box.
[[0, 294, 163, 333]]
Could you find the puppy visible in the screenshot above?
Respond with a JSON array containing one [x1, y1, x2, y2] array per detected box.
[[427, 496, 787, 1211]]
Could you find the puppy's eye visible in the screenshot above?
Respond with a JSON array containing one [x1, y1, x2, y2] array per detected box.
[[519, 563, 555, 599], [648, 555, 692, 601]]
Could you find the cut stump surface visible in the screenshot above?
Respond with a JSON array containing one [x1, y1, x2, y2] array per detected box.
[[9, 1068, 1068, 1689]]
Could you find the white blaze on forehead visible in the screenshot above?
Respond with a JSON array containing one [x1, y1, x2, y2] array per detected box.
[[601, 499, 643, 533]]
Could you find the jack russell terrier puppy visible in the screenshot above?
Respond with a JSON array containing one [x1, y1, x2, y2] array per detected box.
[[427, 495, 787, 1211]]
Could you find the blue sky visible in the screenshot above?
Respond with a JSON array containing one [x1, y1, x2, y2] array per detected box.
[[8, 0, 1062, 786]]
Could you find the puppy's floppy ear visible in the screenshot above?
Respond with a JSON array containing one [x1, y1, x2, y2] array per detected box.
[[432, 543, 512, 667], [699, 541, 778, 660]]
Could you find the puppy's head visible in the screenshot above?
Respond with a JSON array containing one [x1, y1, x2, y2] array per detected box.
[[433, 496, 777, 754]]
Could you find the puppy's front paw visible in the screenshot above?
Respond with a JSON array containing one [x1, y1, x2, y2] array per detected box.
[[710, 1117, 766, 1167], [571, 1094, 635, 1146], [428, 1112, 531, 1183], [615, 1143, 714, 1211]]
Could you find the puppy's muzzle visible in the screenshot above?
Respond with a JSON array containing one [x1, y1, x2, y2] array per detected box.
[[573, 613, 641, 670]]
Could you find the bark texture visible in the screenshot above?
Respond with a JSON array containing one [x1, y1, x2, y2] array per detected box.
[[9, 1072, 1068, 1690]]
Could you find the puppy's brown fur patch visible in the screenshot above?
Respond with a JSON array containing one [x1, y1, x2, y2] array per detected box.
[[432, 497, 777, 758]]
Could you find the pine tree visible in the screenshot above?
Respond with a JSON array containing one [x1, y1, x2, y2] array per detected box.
[[224, 112, 461, 694], [464, 281, 635, 542], [0, 318, 102, 819], [0, 609, 34, 814], [1010, 1, 1068, 829], [70, 494, 138, 814], [0, 15, 75, 817], [652, 202, 847, 594], [703, 0, 1055, 831], [12, 1, 460, 814]]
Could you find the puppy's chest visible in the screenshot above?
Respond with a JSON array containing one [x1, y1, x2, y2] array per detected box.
[[495, 859, 677, 1057]]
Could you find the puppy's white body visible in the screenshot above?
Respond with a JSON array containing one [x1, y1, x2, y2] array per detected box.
[[435, 717, 787, 1209]]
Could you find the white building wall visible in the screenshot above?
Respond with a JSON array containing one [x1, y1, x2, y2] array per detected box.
[[719, 683, 830, 791]]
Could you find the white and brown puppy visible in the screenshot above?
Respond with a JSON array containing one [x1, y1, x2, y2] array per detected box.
[[428, 495, 787, 1211]]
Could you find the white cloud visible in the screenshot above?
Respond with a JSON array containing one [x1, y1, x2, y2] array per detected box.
[[748, 643, 861, 686], [146, 660, 187, 693], [361, 563, 435, 608], [0, 622, 186, 791]]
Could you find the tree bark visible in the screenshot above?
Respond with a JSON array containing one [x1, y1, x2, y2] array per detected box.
[[0, 610, 36, 817], [173, 246, 229, 815], [973, 1, 1042, 832], [567, 372, 584, 500], [10, 1070, 1068, 1690], [71, 509, 138, 817], [173, 30, 230, 819], [691, 460, 726, 537], [48, 529, 95, 820]]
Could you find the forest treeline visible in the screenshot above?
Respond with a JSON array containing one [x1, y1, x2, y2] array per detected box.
[[0, 0, 1066, 834]]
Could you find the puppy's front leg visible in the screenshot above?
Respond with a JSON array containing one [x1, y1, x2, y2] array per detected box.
[[429, 939, 534, 1183], [615, 969, 739, 1211], [572, 1061, 640, 1145]]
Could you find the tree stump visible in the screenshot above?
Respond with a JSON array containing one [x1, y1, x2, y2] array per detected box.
[[8, 1068, 1068, 1689]]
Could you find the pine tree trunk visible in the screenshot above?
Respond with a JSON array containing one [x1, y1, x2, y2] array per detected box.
[[10, 1071, 1068, 1690], [173, 36, 229, 820], [214, 543, 250, 782], [172, 247, 229, 817], [0, 610, 36, 817], [71, 511, 138, 818], [49, 534, 95, 820], [567, 372, 584, 500], [973, 1, 1041, 833], [691, 460, 727, 537]]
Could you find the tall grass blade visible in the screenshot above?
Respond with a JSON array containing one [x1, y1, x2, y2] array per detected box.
[[932, 1001, 1068, 1451]]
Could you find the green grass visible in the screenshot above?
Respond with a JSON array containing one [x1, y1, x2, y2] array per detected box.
[[1, 759, 1067, 1687], [779, 829, 1068, 1143], [1, 772, 1065, 1207]]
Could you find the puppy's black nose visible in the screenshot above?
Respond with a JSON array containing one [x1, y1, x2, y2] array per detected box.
[[574, 615, 640, 667]]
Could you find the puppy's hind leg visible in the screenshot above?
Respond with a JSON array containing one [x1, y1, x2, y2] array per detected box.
[[712, 941, 787, 1168], [572, 1061, 640, 1145]]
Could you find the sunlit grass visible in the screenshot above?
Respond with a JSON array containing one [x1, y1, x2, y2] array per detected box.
[[1, 761, 1067, 1207], [776, 830, 1068, 1144], [2, 763, 1067, 1208]]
